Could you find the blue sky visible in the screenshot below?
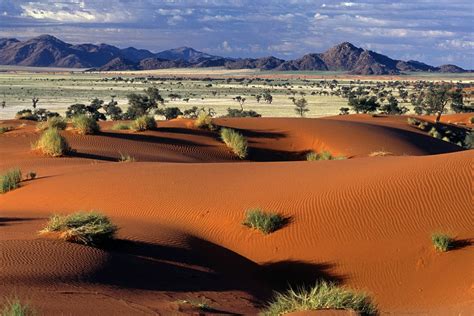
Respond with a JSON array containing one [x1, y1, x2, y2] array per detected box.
[[0, 0, 473, 68]]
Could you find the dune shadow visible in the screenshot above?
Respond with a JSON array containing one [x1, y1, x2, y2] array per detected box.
[[247, 147, 307, 162], [157, 127, 216, 138], [0, 217, 42, 227], [101, 131, 211, 147], [68, 151, 117, 162]]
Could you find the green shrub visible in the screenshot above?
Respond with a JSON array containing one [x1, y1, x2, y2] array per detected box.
[[34, 128, 70, 157], [112, 123, 130, 130], [1, 298, 34, 316], [131, 115, 156, 131], [0, 168, 22, 194], [470, 116, 474, 124], [36, 116, 67, 131], [0, 126, 13, 134], [220, 128, 248, 159], [262, 280, 376, 315], [431, 233, 453, 252], [306, 151, 346, 161], [40, 211, 117, 246], [72, 114, 100, 135], [243, 208, 286, 234], [194, 111, 214, 129]]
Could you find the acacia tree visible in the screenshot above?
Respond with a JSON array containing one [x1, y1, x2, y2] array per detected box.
[[294, 97, 309, 117], [348, 96, 380, 113], [379, 96, 408, 115], [124, 87, 164, 119]]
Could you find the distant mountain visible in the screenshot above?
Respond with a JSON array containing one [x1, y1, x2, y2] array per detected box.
[[0, 35, 469, 75]]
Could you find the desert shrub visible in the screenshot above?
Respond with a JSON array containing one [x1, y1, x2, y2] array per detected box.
[[194, 111, 214, 129], [40, 212, 117, 246], [369, 150, 393, 157], [243, 208, 285, 234], [119, 153, 136, 162], [111, 123, 130, 130], [15, 109, 37, 121], [156, 107, 183, 120], [1, 298, 34, 316], [262, 280, 376, 315], [306, 151, 345, 161], [431, 233, 453, 252], [225, 108, 261, 118], [131, 115, 156, 131], [16, 108, 59, 121], [26, 171, 37, 180], [220, 128, 248, 159], [470, 116, 474, 124], [36, 116, 67, 131], [72, 114, 100, 135], [0, 126, 13, 134], [34, 128, 70, 157], [0, 168, 22, 194]]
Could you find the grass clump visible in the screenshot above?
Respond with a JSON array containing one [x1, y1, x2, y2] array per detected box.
[[34, 128, 70, 157], [243, 208, 286, 234], [0, 168, 22, 194], [72, 114, 100, 135], [119, 153, 136, 162], [1, 298, 35, 316], [131, 115, 156, 131], [36, 116, 67, 131], [40, 211, 117, 246], [262, 280, 376, 316], [194, 112, 214, 130], [306, 151, 346, 161], [220, 128, 248, 159], [369, 150, 393, 157], [431, 233, 454, 252], [112, 123, 131, 130], [0, 126, 13, 134], [469, 116, 474, 124]]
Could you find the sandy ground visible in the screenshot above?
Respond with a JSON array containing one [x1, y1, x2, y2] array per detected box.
[[0, 114, 473, 315]]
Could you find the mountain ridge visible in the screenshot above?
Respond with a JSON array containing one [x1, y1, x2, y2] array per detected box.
[[0, 35, 468, 75]]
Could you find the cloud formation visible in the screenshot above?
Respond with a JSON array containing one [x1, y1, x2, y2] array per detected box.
[[0, 0, 472, 68]]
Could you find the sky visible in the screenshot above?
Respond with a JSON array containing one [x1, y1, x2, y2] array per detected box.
[[0, 0, 473, 68]]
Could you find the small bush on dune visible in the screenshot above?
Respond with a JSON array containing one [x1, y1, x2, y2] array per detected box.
[[194, 111, 214, 130], [1, 298, 35, 316], [0, 126, 13, 134], [72, 114, 100, 135], [470, 116, 474, 124], [112, 123, 130, 130], [26, 171, 37, 180], [262, 280, 376, 316], [40, 211, 117, 246], [119, 153, 136, 162], [131, 115, 156, 131], [369, 150, 393, 157], [0, 168, 22, 194], [306, 151, 346, 161], [243, 208, 286, 234], [431, 233, 454, 252], [34, 128, 70, 157], [36, 116, 67, 131], [220, 128, 248, 159]]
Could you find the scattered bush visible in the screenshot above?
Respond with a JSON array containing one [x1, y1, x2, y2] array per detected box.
[[0, 168, 22, 194], [194, 111, 214, 129], [243, 208, 286, 234], [40, 211, 117, 246], [156, 107, 183, 120], [224, 108, 261, 118], [220, 128, 248, 159], [131, 115, 156, 131], [119, 153, 136, 162], [72, 114, 100, 135], [34, 128, 70, 157], [470, 116, 474, 124], [15, 108, 59, 121], [36, 116, 67, 131], [408, 117, 471, 148], [262, 280, 376, 315], [1, 298, 35, 316], [431, 233, 454, 252], [112, 123, 130, 130], [26, 172, 37, 180], [306, 151, 346, 161], [0, 126, 13, 134]]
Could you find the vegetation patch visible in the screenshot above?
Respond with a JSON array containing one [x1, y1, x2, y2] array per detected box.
[[40, 211, 117, 246], [306, 151, 346, 161], [0, 168, 22, 194], [131, 115, 156, 131], [369, 150, 393, 157], [36, 116, 67, 131], [111, 123, 131, 130], [0, 126, 13, 134], [34, 128, 70, 157], [262, 280, 376, 316], [1, 298, 35, 316], [119, 153, 136, 162], [407, 117, 471, 148], [220, 127, 248, 159], [243, 208, 286, 234], [431, 233, 454, 252], [194, 111, 214, 130], [72, 114, 100, 135]]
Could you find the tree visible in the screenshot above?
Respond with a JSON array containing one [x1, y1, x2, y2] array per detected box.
[[32, 97, 39, 109], [125, 87, 164, 119], [339, 107, 350, 115], [379, 96, 408, 115], [103, 97, 123, 120], [256, 94, 262, 103], [293, 97, 309, 117], [423, 84, 450, 122], [348, 96, 380, 114], [262, 91, 273, 104], [65, 99, 106, 120], [234, 96, 246, 111], [156, 107, 183, 120]]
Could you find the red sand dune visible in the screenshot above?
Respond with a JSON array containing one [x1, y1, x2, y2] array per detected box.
[[1, 114, 472, 315]]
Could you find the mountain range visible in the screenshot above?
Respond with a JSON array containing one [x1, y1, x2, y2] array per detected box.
[[0, 35, 467, 75]]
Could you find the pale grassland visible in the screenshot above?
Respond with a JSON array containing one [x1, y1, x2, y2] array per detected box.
[[0, 66, 472, 120]]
